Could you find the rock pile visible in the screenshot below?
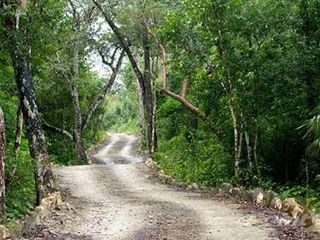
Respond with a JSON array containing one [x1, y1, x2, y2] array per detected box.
[[219, 183, 320, 236]]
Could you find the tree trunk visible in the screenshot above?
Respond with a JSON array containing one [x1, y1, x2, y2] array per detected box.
[[228, 100, 241, 176], [0, 107, 6, 216], [244, 130, 252, 169], [11, 47, 55, 205], [73, 128, 87, 164], [143, 26, 155, 154], [151, 78, 158, 154], [136, 78, 146, 136], [14, 102, 23, 155], [70, 46, 87, 164], [253, 128, 261, 178]]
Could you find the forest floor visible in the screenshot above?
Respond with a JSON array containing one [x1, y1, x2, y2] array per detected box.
[[19, 134, 304, 240]]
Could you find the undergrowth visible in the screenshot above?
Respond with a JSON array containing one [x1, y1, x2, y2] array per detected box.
[[155, 134, 233, 186], [4, 141, 36, 221]]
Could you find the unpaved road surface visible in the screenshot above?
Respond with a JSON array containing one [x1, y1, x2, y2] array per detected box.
[[21, 134, 277, 240]]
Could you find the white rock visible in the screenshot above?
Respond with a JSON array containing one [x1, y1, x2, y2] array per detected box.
[[256, 192, 264, 205], [0, 225, 11, 240]]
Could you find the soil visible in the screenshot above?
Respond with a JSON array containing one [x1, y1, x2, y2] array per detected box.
[[18, 133, 316, 240]]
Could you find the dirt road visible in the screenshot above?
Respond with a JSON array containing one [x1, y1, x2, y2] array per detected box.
[[21, 134, 276, 240]]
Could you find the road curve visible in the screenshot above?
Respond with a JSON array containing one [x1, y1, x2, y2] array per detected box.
[[20, 134, 276, 240]]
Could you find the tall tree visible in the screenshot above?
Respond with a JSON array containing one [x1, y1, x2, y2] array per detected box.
[[2, 0, 55, 204]]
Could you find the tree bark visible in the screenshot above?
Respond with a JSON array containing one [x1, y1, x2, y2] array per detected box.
[[3, 0, 55, 205], [0, 106, 6, 216], [136, 78, 146, 136], [151, 67, 158, 154], [69, 46, 88, 164], [14, 102, 23, 155], [143, 25, 155, 154], [11, 47, 55, 204]]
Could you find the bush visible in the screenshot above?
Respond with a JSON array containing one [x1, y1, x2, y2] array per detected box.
[[155, 134, 233, 186], [4, 141, 36, 220]]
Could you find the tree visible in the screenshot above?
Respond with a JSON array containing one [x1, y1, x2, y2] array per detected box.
[[0, 106, 5, 216], [41, 0, 125, 164], [1, 0, 55, 204], [93, 0, 158, 154]]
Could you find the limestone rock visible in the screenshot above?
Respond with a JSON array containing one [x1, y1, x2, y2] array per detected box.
[[199, 185, 209, 191], [34, 206, 48, 219], [158, 170, 173, 184], [311, 218, 320, 236], [191, 183, 199, 191], [220, 183, 233, 194], [23, 212, 41, 232], [291, 206, 303, 220], [264, 190, 278, 207], [295, 208, 313, 228], [282, 198, 299, 215], [253, 188, 263, 202], [230, 187, 242, 198], [308, 218, 320, 236], [55, 192, 63, 210], [186, 183, 200, 191], [0, 225, 11, 240], [256, 192, 264, 205], [145, 158, 156, 169], [145, 158, 160, 171], [245, 190, 256, 202], [271, 197, 282, 210]]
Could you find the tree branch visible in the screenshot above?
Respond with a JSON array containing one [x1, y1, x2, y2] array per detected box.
[[146, 24, 222, 139], [92, 0, 146, 97], [82, 50, 125, 130], [146, 27, 168, 90], [43, 122, 73, 141]]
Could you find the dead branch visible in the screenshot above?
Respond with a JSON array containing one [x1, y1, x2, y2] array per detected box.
[[145, 24, 222, 139], [43, 122, 73, 141]]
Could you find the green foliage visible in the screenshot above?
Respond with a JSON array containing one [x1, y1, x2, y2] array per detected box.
[[104, 91, 140, 134], [155, 133, 233, 186], [300, 108, 320, 156], [5, 142, 35, 220]]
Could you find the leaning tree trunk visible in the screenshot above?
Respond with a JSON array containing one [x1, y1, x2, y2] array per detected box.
[[12, 47, 55, 204], [14, 102, 23, 155], [0, 106, 6, 216]]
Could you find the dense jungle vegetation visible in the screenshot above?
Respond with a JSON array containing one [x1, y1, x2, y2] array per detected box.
[[0, 0, 320, 220]]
